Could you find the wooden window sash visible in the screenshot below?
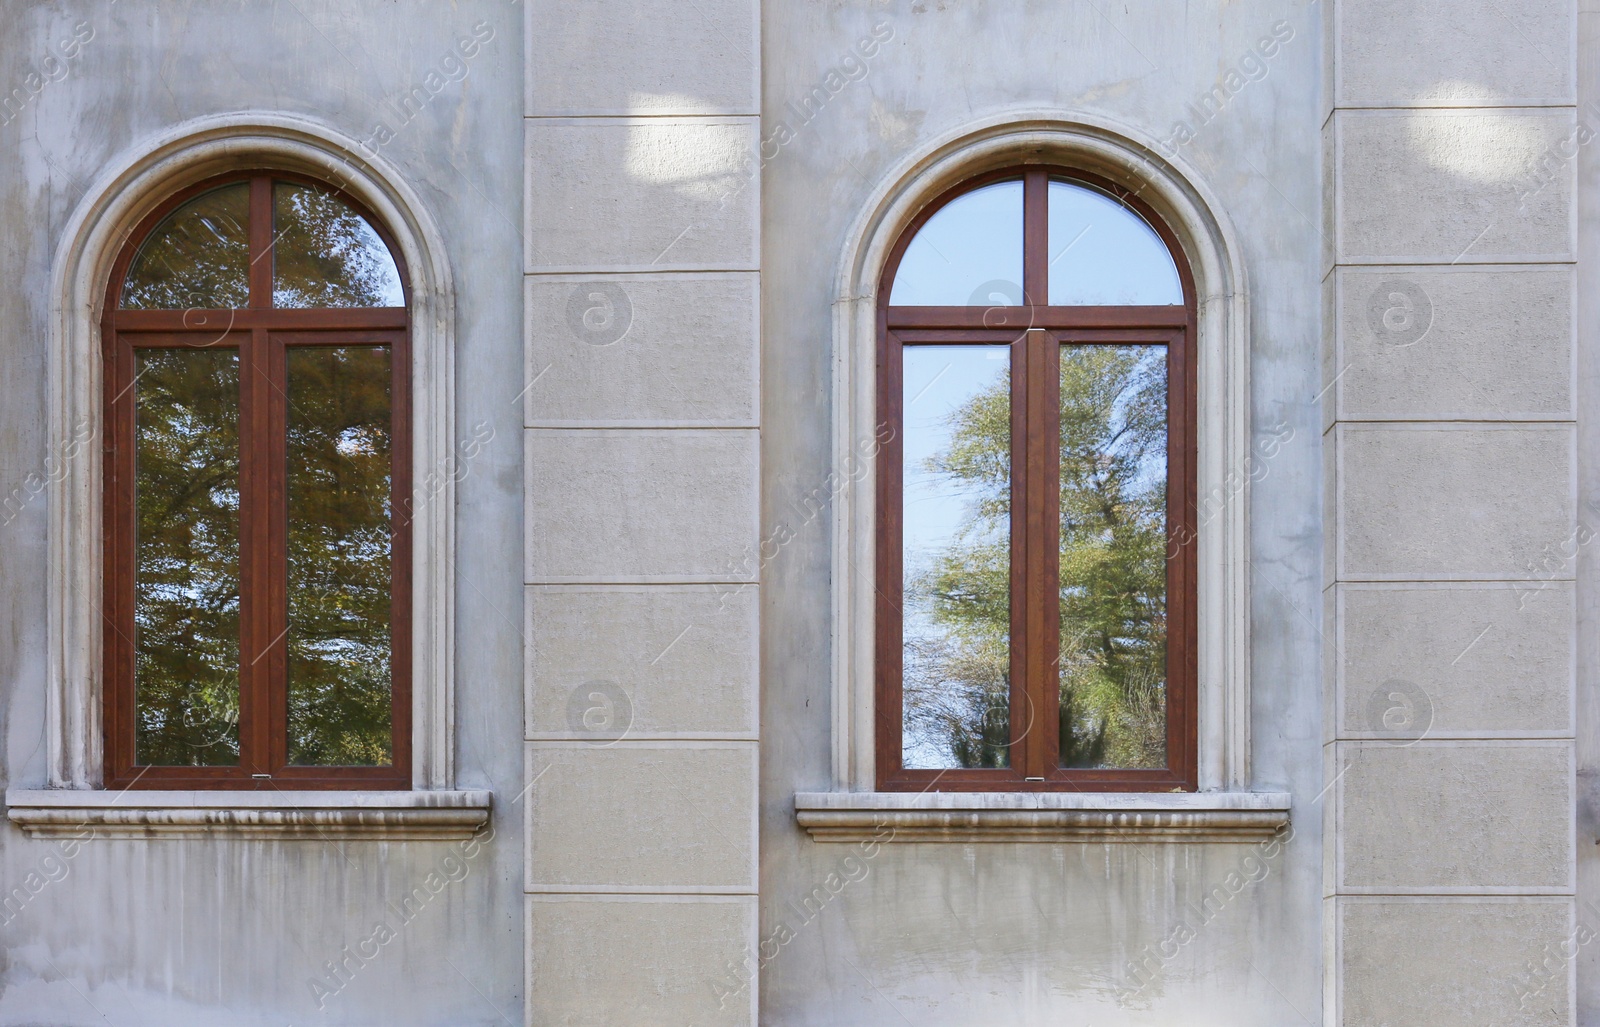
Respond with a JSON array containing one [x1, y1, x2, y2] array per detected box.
[[874, 165, 1199, 792], [101, 172, 412, 790]]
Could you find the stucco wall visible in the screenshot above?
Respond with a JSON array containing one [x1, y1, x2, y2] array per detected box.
[[8, 1, 1588, 1025], [758, 3, 1324, 1024], [0, 3, 525, 1023]]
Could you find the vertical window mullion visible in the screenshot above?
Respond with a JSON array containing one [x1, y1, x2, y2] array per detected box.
[[247, 176, 272, 310], [237, 329, 263, 774], [263, 331, 289, 774], [1014, 328, 1058, 780], [240, 177, 274, 778], [1023, 169, 1048, 306], [1020, 170, 1051, 779], [1007, 333, 1029, 775], [238, 327, 288, 777], [1036, 332, 1062, 777]]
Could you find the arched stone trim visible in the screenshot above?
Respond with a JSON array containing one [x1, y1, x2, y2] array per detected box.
[[47, 112, 456, 790], [829, 111, 1251, 794]]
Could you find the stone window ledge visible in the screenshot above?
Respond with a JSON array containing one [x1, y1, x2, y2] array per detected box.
[[5, 789, 492, 841], [794, 791, 1290, 843]]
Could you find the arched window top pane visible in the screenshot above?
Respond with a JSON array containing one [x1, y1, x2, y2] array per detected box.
[[120, 183, 250, 310], [889, 179, 1023, 307], [1047, 179, 1182, 305], [273, 182, 404, 308]]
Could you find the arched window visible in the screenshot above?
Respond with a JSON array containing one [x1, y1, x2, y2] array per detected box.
[[102, 172, 411, 789], [877, 166, 1197, 791]]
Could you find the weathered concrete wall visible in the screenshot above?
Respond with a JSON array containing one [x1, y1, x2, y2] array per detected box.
[[1324, 1, 1580, 1024], [0, 3, 525, 1023], [7, 1, 1588, 1024], [759, 2, 1324, 1024]]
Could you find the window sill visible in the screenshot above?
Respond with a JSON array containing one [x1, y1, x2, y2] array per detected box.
[[5, 789, 492, 841], [794, 790, 1290, 843]]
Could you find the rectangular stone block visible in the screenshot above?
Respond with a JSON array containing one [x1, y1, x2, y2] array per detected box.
[[1334, 266, 1573, 420], [525, 742, 756, 890], [1334, 0, 1574, 107], [525, 118, 759, 271], [1335, 424, 1573, 580], [1336, 741, 1572, 892], [525, 428, 759, 582], [525, 273, 759, 427], [1339, 898, 1571, 1026], [524, 0, 758, 115], [1332, 109, 1574, 263], [528, 894, 756, 1026], [526, 584, 758, 738], [1337, 583, 1572, 738]]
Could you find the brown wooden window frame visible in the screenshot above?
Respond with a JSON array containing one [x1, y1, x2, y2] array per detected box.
[[875, 165, 1199, 793], [101, 170, 413, 790]]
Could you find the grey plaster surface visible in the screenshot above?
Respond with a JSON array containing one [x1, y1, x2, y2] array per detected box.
[[0, 3, 524, 1023], [758, 2, 1324, 1023], [2, 0, 1588, 1024]]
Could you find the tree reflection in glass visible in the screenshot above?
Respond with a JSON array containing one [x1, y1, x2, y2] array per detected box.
[[286, 346, 394, 765], [273, 183, 403, 308], [1057, 345, 1167, 769], [121, 184, 251, 310], [110, 171, 410, 782], [134, 347, 242, 765], [904, 344, 1169, 771], [902, 345, 1012, 769]]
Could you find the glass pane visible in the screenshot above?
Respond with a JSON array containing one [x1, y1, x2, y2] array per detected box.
[[1047, 180, 1183, 305], [121, 183, 250, 310], [134, 347, 241, 765], [286, 345, 394, 765], [902, 345, 1012, 769], [889, 180, 1024, 307], [1058, 344, 1168, 769], [273, 182, 404, 308]]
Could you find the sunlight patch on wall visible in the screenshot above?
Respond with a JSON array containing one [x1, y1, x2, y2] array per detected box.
[[623, 105, 751, 203], [1406, 84, 1547, 185]]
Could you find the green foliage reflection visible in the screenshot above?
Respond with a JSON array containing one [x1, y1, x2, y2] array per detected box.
[[286, 346, 394, 766], [901, 348, 1011, 769], [1056, 345, 1167, 768], [273, 183, 404, 308], [134, 348, 242, 765], [121, 184, 250, 310], [909, 345, 1169, 770]]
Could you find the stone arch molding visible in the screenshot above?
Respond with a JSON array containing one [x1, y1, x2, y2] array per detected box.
[[829, 111, 1252, 793], [46, 112, 456, 790]]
